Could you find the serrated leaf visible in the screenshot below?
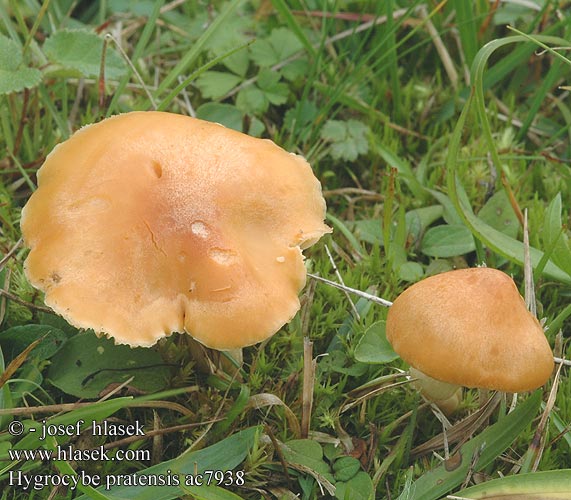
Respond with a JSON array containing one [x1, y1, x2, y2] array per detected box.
[[0, 35, 22, 70], [281, 57, 309, 81], [321, 119, 370, 161], [195, 71, 242, 100], [354, 321, 398, 364], [0, 66, 42, 95], [236, 85, 268, 114], [44, 30, 127, 78], [196, 102, 244, 132], [213, 42, 250, 77], [321, 120, 347, 141], [47, 332, 170, 398], [257, 69, 289, 105], [0, 35, 41, 95], [250, 28, 303, 67], [249, 39, 276, 67], [421, 224, 476, 257]]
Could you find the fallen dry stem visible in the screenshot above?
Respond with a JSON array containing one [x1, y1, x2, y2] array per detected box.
[[301, 337, 315, 438], [308, 273, 393, 307]]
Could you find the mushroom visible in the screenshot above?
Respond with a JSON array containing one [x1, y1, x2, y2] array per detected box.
[[20, 111, 331, 350], [386, 267, 554, 412]]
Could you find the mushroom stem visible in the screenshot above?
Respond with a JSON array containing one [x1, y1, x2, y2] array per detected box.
[[409, 367, 462, 415]]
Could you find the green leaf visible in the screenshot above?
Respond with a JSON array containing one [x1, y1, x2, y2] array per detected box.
[[0, 35, 21, 70], [44, 30, 127, 78], [405, 206, 444, 243], [281, 439, 334, 482], [543, 193, 571, 277], [183, 484, 244, 500], [397, 391, 542, 500], [354, 321, 399, 364], [257, 68, 289, 105], [321, 119, 370, 161], [196, 103, 244, 132], [249, 39, 276, 67], [478, 190, 520, 238], [194, 71, 243, 99], [47, 332, 170, 398], [0, 324, 66, 362], [0, 35, 41, 95], [398, 261, 424, 282], [75, 427, 259, 500], [236, 85, 268, 114], [333, 456, 361, 482], [250, 27, 303, 67], [336, 471, 375, 500], [421, 224, 476, 257], [454, 469, 571, 498], [214, 42, 250, 77], [352, 219, 383, 245]]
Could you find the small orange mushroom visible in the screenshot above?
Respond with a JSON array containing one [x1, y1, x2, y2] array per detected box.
[[386, 267, 554, 412], [21, 112, 330, 349]]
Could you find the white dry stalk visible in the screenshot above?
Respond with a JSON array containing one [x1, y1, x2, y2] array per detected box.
[[418, 5, 459, 89], [307, 273, 393, 307], [523, 209, 537, 317]]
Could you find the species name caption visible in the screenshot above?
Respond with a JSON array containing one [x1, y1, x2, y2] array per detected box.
[[7, 419, 245, 491]]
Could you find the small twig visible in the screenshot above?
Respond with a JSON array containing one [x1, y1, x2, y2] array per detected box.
[[529, 361, 563, 472], [0, 289, 52, 314], [0, 237, 23, 271], [553, 357, 571, 366], [308, 273, 393, 307]]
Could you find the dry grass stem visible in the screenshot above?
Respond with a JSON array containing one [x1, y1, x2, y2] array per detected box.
[[301, 337, 315, 438], [529, 362, 563, 472], [418, 5, 458, 89], [308, 273, 393, 307], [523, 209, 536, 316], [0, 288, 52, 314]]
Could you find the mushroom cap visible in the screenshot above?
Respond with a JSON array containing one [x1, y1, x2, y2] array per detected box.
[[21, 112, 331, 349], [386, 268, 554, 392]]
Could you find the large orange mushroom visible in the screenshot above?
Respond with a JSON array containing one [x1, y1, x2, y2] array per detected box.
[[21, 112, 330, 350]]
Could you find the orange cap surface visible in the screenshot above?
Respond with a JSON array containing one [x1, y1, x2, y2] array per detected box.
[[386, 268, 554, 392], [21, 112, 331, 349]]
